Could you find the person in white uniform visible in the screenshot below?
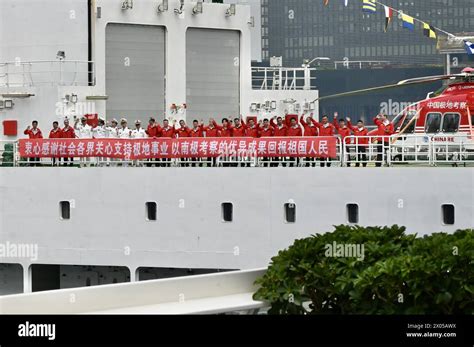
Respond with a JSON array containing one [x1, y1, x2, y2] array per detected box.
[[74, 116, 92, 139], [131, 120, 147, 166], [118, 118, 131, 166], [107, 119, 119, 139], [92, 118, 107, 139], [131, 120, 147, 139], [118, 118, 131, 139], [92, 118, 107, 166], [74, 116, 93, 166], [104, 119, 119, 166]]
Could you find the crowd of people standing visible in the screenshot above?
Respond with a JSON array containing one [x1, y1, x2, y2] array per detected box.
[[23, 113, 395, 167]]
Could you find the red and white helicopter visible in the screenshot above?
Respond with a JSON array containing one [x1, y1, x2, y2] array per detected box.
[[314, 67, 474, 154]]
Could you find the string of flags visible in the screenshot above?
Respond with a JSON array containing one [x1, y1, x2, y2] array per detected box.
[[465, 41, 474, 56], [322, 0, 448, 41], [383, 6, 393, 32]]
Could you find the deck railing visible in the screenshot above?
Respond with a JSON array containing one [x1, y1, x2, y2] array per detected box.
[[3, 135, 474, 167], [0, 60, 95, 87]]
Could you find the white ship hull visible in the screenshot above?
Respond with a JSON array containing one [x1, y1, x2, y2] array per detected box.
[[1, 167, 472, 294]]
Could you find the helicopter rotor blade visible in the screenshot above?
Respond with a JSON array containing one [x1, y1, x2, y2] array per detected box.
[[397, 74, 462, 85], [312, 75, 461, 103]]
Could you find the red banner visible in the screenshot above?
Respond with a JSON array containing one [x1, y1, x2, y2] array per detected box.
[[18, 137, 337, 159]]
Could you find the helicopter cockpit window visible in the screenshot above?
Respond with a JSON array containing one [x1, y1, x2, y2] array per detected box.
[[442, 113, 460, 133], [425, 113, 441, 133], [399, 111, 417, 134], [391, 114, 403, 130]]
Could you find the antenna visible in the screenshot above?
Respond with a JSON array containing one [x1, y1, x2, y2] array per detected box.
[[174, 0, 184, 14]]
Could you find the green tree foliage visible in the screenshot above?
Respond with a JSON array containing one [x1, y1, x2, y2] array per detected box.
[[253, 226, 473, 315], [1, 143, 14, 167]]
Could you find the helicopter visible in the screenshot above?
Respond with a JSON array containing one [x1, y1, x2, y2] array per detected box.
[[312, 67, 474, 157]]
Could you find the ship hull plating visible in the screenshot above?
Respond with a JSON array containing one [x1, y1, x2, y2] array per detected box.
[[0, 167, 472, 294]]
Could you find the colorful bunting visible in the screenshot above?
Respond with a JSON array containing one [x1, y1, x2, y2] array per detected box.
[[423, 23, 437, 39], [362, 0, 376, 13], [384, 6, 393, 32], [401, 14, 415, 31]]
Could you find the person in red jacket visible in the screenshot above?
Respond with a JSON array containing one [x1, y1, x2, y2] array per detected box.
[[313, 115, 335, 137], [189, 120, 204, 138], [300, 114, 318, 137], [61, 118, 75, 138], [176, 120, 191, 138], [202, 118, 220, 137], [24, 120, 43, 139], [49, 121, 62, 139], [270, 116, 287, 137], [312, 115, 335, 167], [175, 120, 191, 166], [287, 118, 302, 137], [333, 113, 352, 166], [267, 116, 287, 166], [258, 119, 274, 167], [160, 119, 176, 138], [214, 118, 233, 137], [23, 121, 43, 166], [49, 121, 62, 166], [144, 118, 161, 167], [300, 114, 319, 167], [60, 119, 75, 166], [245, 118, 259, 138], [201, 118, 220, 166], [157, 119, 175, 167], [333, 113, 352, 144], [258, 119, 274, 137], [374, 114, 394, 167], [347, 117, 369, 167], [232, 117, 247, 137], [187, 120, 204, 167], [287, 118, 303, 167], [146, 117, 161, 138]]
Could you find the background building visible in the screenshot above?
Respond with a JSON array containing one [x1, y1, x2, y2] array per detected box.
[[259, 0, 474, 122], [224, 0, 262, 62], [261, 0, 474, 67]]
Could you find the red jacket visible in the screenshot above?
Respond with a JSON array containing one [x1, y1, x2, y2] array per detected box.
[[232, 124, 247, 137], [189, 126, 204, 138], [202, 125, 220, 138], [214, 121, 233, 137], [334, 119, 352, 144], [146, 124, 161, 138], [287, 125, 302, 137], [374, 118, 394, 143], [49, 128, 62, 139], [24, 128, 43, 139], [313, 121, 335, 137], [61, 126, 75, 139], [176, 126, 191, 138], [258, 125, 274, 137], [348, 121, 369, 146], [270, 119, 288, 137], [160, 126, 176, 138], [245, 125, 259, 138], [300, 116, 318, 137]]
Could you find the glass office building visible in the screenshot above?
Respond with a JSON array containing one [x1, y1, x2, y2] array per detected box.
[[261, 0, 474, 67]]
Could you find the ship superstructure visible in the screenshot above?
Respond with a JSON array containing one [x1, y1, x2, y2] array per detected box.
[[0, 0, 473, 296]]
